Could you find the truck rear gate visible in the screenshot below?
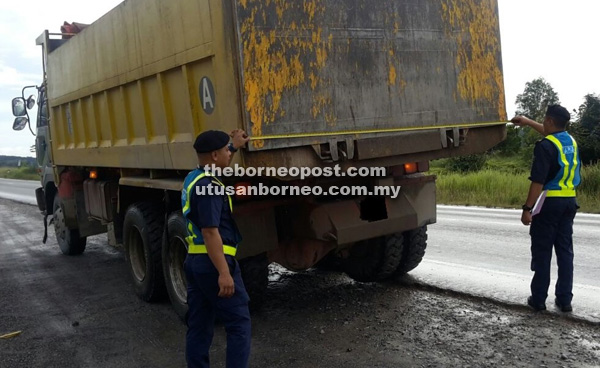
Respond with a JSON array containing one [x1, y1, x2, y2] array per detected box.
[[44, 0, 506, 169], [235, 0, 507, 152]]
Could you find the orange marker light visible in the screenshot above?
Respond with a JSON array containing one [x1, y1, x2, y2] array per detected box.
[[89, 170, 98, 179], [234, 182, 252, 200], [404, 163, 418, 175]]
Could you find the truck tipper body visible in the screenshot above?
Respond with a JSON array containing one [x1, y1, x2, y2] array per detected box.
[[12, 0, 506, 318]]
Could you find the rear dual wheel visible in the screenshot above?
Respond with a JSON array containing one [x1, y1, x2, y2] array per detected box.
[[395, 226, 428, 276], [162, 212, 270, 319], [342, 233, 404, 282], [342, 225, 428, 282], [162, 212, 189, 321], [123, 202, 166, 302]]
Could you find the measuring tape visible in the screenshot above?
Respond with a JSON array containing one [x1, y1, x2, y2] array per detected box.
[[249, 121, 507, 141]]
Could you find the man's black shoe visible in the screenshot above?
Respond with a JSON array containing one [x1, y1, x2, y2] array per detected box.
[[555, 299, 572, 312], [527, 296, 546, 311]]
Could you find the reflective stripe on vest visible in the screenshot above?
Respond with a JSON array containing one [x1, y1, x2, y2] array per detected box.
[[188, 244, 237, 256], [544, 133, 579, 198], [182, 170, 236, 256]]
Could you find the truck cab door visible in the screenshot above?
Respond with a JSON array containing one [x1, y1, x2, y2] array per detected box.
[[35, 90, 55, 195], [35, 91, 51, 169]]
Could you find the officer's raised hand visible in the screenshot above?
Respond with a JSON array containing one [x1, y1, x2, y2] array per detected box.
[[511, 116, 530, 127], [230, 129, 250, 150]]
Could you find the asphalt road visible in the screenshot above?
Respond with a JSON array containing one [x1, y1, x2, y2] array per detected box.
[[0, 178, 38, 205], [412, 205, 600, 322], [1, 179, 598, 321], [1, 197, 600, 368], [1, 184, 600, 367]]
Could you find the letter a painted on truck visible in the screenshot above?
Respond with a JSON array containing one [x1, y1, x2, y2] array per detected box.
[[200, 77, 215, 114]]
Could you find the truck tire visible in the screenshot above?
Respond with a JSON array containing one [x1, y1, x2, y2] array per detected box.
[[123, 202, 166, 302], [163, 212, 188, 321], [343, 233, 404, 282], [314, 252, 342, 272], [239, 253, 269, 310], [53, 194, 86, 255], [395, 226, 428, 275]]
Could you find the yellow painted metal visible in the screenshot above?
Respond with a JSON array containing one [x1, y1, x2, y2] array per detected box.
[[44, 0, 506, 173], [47, 0, 241, 170], [235, 0, 507, 150], [248, 121, 507, 141]]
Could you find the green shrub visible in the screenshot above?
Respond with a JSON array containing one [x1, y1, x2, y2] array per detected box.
[[0, 166, 39, 181], [577, 164, 600, 212], [436, 170, 529, 208], [443, 154, 487, 173], [435, 162, 600, 213]]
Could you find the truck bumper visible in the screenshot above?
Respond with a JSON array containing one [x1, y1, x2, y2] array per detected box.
[[309, 175, 436, 246]]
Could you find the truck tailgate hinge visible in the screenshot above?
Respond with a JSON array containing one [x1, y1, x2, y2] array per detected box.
[[313, 138, 355, 162], [440, 127, 468, 148]]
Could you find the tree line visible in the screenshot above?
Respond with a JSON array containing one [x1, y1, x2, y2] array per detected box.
[[498, 77, 600, 164], [447, 78, 599, 172], [0, 156, 37, 167]]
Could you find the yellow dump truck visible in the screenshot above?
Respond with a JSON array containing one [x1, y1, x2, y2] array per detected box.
[[12, 0, 506, 318]]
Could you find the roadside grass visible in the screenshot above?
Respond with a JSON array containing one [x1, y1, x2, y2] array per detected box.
[[433, 158, 600, 213], [435, 170, 529, 209], [0, 166, 39, 181], [578, 163, 600, 213]]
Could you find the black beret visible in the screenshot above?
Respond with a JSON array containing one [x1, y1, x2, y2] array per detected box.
[[193, 130, 230, 153], [546, 104, 570, 122]]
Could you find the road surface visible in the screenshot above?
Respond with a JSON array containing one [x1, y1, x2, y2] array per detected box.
[[2, 179, 598, 321], [0, 178, 38, 205], [412, 205, 600, 322], [1, 197, 599, 368]]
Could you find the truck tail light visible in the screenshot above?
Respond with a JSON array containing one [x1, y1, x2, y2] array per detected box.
[[404, 163, 418, 174], [234, 182, 252, 200]]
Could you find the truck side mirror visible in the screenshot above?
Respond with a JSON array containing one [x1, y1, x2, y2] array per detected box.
[[13, 117, 28, 131], [27, 95, 36, 109], [12, 97, 27, 117]]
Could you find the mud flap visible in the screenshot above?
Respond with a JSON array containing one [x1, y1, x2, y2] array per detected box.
[[43, 213, 48, 244]]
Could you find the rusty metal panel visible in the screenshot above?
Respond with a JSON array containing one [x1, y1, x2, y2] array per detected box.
[[43, 0, 506, 174], [234, 0, 506, 151], [305, 179, 436, 245]]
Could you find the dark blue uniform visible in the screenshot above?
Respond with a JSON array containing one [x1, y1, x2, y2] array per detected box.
[[182, 168, 250, 368], [528, 132, 581, 308]]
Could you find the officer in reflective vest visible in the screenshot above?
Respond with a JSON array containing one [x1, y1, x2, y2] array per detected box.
[[182, 129, 250, 367], [512, 105, 581, 313]]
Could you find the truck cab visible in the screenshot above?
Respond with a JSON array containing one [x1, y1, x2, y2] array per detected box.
[[11, 85, 56, 214]]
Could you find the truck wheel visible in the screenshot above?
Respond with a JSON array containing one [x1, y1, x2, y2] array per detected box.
[[314, 252, 342, 272], [163, 212, 188, 321], [53, 194, 86, 255], [239, 253, 269, 310], [395, 226, 428, 275], [343, 233, 404, 282], [123, 202, 166, 302]]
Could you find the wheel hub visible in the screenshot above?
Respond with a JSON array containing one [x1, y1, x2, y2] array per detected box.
[[53, 206, 67, 243], [129, 227, 147, 282], [169, 236, 188, 304]]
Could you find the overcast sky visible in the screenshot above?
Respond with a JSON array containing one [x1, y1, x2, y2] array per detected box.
[[1, 0, 599, 157]]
